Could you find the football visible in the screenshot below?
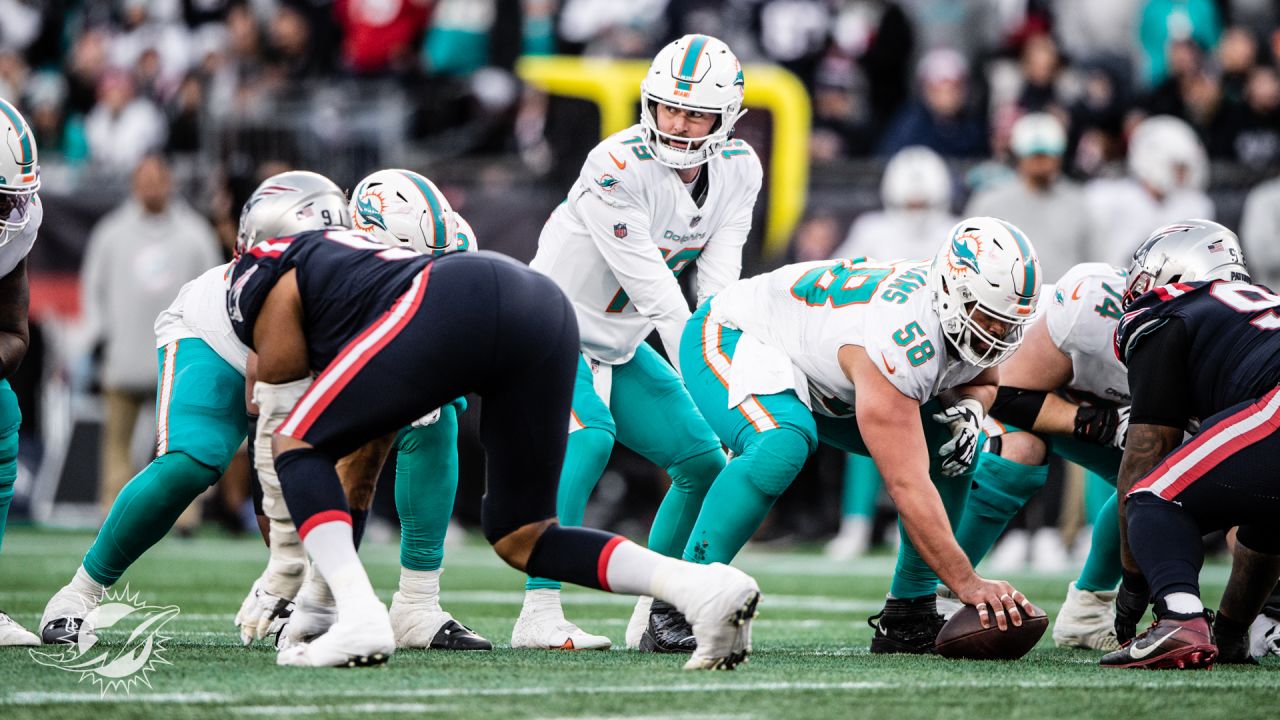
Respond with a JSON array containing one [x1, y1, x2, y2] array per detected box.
[[935, 604, 1049, 660]]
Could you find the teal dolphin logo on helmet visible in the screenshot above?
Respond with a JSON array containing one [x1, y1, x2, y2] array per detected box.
[[950, 232, 981, 274], [355, 195, 386, 230]]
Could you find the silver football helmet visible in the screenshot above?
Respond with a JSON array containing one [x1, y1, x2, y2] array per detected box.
[[1122, 219, 1249, 308], [235, 171, 349, 256]]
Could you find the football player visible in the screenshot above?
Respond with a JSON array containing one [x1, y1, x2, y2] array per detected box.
[[1103, 220, 1280, 669], [41, 170, 486, 652], [522, 33, 762, 652], [679, 217, 1041, 654], [228, 213, 761, 669], [932, 261, 1132, 650], [0, 98, 42, 646]]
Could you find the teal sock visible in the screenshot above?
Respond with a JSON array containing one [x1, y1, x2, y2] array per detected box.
[[843, 453, 882, 519], [1076, 491, 1122, 592], [646, 448, 724, 558], [890, 472, 973, 599], [955, 452, 1049, 565], [683, 428, 809, 565], [1083, 471, 1113, 520], [525, 427, 614, 592], [0, 431, 14, 554], [395, 407, 460, 572], [82, 452, 219, 586]]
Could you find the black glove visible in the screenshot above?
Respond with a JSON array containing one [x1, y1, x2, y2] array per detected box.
[[1073, 406, 1129, 448], [1115, 570, 1150, 644]]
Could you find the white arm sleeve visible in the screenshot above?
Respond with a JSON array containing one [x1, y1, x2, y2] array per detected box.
[[577, 189, 691, 371], [695, 202, 752, 305]]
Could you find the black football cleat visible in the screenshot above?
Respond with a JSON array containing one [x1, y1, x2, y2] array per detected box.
[[639, 600, 697, 654], [869, 596, 945, 654], [1211, 612, 1258, 665], [40, 617, 87, 645], [429, 619, 492, 650], [1100, 611, 1217, 669]]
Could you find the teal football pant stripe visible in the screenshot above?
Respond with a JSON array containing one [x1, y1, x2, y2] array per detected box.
[[0, 380, 19, 554], [395, 402, 464, 572], [842, 453, 882, 519], [83, 341, 245, 586], [526, 344, 724, 592]]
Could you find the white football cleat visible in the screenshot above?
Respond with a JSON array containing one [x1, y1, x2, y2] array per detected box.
[[680, 563, 760, 671], [278, 585, 338, 651], [510, 589, 611, 650], [625, 595, 654, 650], [0, 612, 39, 646], [389, 592, 491, 650], [934, 586, 963, 621], [276, 601, 394, 668], [1052, 582, 1119, 651], [39, 580, 104, 645]]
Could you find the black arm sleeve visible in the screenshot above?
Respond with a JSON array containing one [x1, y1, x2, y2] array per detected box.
[[990, 386, 1049, 430], [1125, 317, 1193, 428]]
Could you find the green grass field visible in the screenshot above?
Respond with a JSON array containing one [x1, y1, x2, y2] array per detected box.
[[1, 526, 1276, 720]]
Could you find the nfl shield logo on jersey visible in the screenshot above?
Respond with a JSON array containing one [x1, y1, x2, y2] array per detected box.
[[614, 223, 628, 239]]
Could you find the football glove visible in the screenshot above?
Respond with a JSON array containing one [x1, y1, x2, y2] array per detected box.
[[932, 398, 983, 477], [1115, 570, 1150, 645], [1249, 614, 1280, 658], [235, 577, 295, 646], [1073, 405, 1130, 448]]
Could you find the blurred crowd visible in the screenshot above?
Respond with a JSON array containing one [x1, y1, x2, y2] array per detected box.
[[2, 0, 1280, 555]]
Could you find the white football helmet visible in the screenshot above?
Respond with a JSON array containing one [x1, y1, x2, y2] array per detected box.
[[639, 34, 747, 169], [1122, 219, 1248, 308], [349, 169, 471, 256], [882, 146, 951, 211], [930, 217, 1042, 367], [1128, 115, 1208, 194], [0, 98, 40, 247], [1009, 112, 1066, 157], [236, 171, 348, 256]]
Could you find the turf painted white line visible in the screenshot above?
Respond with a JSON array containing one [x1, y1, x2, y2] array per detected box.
[[8, 677, 1280, 705], [233, 703, 455, 715]]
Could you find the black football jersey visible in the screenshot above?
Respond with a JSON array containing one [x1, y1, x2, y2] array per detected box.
[[1115, 280, 1280, 422], [228, 229, 431, 369]]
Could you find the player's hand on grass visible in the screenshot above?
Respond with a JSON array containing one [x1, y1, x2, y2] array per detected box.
[[235, 579, 294, 646], [1115, 571, 1149, 645], [957, 577, 1033, 631]]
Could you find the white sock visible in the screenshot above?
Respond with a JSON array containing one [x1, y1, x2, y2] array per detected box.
[[1163, 592, 1204, 615], [306, 562, 335, 607], [71, 566, 107, 598], [603, 540, 704, 609], [523, 587, 562, 610], [398, 568, 442, 611], [301, 520, 378, 611]]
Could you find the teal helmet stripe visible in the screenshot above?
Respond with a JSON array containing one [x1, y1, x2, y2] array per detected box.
[[998, 219, 1037, 306], [677, 35, 709, 80], [0, 100, 34, 172], [401, 171, 448, 249]]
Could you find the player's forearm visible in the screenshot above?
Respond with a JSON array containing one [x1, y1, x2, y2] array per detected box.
[[1030, 393, 1079, 435], [1115, 423, 1182, 572], [0, 332, 28, 380], [942, 382, 996, 414], [0, 261, 31, 380], [884, 471, 976, 591]]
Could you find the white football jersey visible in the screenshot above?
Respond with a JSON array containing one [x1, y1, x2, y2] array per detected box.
[[532, 123, 763, 365], [1044, 262, 1130, 405], [154, 262, 249, 375], [710, 258, 984, 416], [0, 195, 41, 278]]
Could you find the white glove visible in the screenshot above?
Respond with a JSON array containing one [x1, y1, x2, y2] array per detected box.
[[1250, 614, 1280, 658], [932, 398, 984, 477], [1112, 406, 1130, 449], [411, 407, 443, 428], [235, 576, 294, 646]]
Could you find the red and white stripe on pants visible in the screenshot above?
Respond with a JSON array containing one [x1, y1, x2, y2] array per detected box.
[[1129, 386, 1280, 501], [278, 267, 431, 439]]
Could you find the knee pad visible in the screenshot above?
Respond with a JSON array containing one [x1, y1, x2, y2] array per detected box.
[[740, 427, 813, 498], [666, 448, 726, 492], [156, 451, 222, 496], [968, 452, 1048, 518], [1237, 524, 1280, 556]]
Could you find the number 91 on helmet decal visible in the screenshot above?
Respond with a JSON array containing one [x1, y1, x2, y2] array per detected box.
[[236, 170, 350, 257]]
